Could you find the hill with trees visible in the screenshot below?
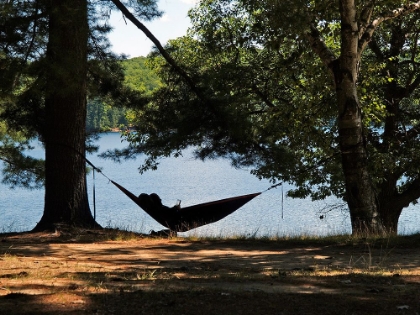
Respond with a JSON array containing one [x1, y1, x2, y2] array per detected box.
[[86, 57, 160, 132]]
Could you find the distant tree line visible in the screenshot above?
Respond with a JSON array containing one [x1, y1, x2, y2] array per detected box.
[[86, 57, 160, 132]]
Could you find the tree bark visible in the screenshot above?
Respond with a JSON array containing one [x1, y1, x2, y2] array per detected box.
[[308, 2, 385, 234], [337, 0, 383, 234], [34, 0, 99, 230]]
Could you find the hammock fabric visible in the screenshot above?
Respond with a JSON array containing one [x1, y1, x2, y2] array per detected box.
[[110, 180, 261, 232]]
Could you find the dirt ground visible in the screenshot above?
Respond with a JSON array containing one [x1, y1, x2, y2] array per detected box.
[[0, 229, 419, 315]]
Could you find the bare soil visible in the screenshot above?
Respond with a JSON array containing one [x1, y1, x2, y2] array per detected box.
[[0, 229, 419, 314]]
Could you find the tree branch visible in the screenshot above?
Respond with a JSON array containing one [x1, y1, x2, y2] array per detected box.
[[358, 1, 375, 37], [306, 24, 337, 69], [396, 177, 420, 209], [407, 73, 420, 94], [367, 37, 385, 60], [251, 84, 275, 108], [396, 124, 420, 143], [110, 0, 203, 101], [358, 1, 420, 56]]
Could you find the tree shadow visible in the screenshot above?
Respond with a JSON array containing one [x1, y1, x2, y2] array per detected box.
[[0, 232, 419, 314]]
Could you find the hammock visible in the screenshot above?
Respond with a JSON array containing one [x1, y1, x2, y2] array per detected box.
[[61, 147, 271, 233], [110, 180, 261, 232]]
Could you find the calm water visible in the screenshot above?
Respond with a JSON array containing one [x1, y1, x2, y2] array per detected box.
[[1, 133, 419, 236]]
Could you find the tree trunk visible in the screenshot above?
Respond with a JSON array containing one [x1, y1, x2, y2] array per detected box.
[[335, 73, 383, 234], [34, 0, 100, 231], [337, 0, 384, 235], [310, 0, 420, 234], [378, 185, 402, 234]]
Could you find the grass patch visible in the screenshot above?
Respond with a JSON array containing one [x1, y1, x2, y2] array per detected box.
[[181, 231, 420, 250]]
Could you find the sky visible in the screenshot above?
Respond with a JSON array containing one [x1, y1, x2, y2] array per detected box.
[[107, 0, 199, 58]]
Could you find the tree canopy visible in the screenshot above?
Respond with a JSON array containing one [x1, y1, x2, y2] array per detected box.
[[123, 56, 161, 93], [0, 1, 159, 185], [118, 0, 420, 234]]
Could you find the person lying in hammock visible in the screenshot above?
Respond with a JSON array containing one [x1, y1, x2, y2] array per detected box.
[[138, 193, 180, 213]]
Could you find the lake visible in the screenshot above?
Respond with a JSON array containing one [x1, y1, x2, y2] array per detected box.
[[1, 132, 419, 236]]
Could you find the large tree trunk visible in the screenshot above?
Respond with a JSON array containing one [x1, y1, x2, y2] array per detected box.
[[377, 183, 402, 233], [34, 0, 100, 231], [337, 0, 384, 235], [308, 0, 420, 234]]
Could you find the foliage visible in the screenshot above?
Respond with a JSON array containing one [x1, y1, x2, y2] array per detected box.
[[359, 15, 420, 202], [86, 57, 161, 132], [0, 124, 44, 188], [124, 0, 420, 226], [86, 99, 126, 132], [123, 57, 161, 93], [0, 0, 160, 189], [121, 0, 342, 199]]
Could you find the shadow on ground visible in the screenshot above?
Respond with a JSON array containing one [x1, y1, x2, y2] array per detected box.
[[0, 230, 419, 314]]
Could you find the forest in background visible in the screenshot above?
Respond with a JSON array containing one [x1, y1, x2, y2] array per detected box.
[[86, 56, 159, 132]]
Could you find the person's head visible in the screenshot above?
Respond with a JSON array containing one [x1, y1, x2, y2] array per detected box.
[[150, 193, 162, 206]]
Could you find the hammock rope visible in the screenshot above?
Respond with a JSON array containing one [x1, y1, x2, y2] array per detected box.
[[52, 142, 284, 197], [92, 167, 96, 221]]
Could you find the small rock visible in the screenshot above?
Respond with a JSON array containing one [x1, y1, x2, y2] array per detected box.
[[397, 305, 409, 310]]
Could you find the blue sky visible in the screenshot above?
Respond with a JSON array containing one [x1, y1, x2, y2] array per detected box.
[[108, 0, 198, 58]]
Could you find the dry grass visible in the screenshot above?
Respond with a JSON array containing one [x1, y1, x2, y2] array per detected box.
[[0, 229, 419, 314]]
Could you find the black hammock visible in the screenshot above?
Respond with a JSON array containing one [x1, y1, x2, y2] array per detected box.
[[110, 180, 261, 232]]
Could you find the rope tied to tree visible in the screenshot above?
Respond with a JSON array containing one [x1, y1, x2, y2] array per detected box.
[[265, 182, 283, 192]]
